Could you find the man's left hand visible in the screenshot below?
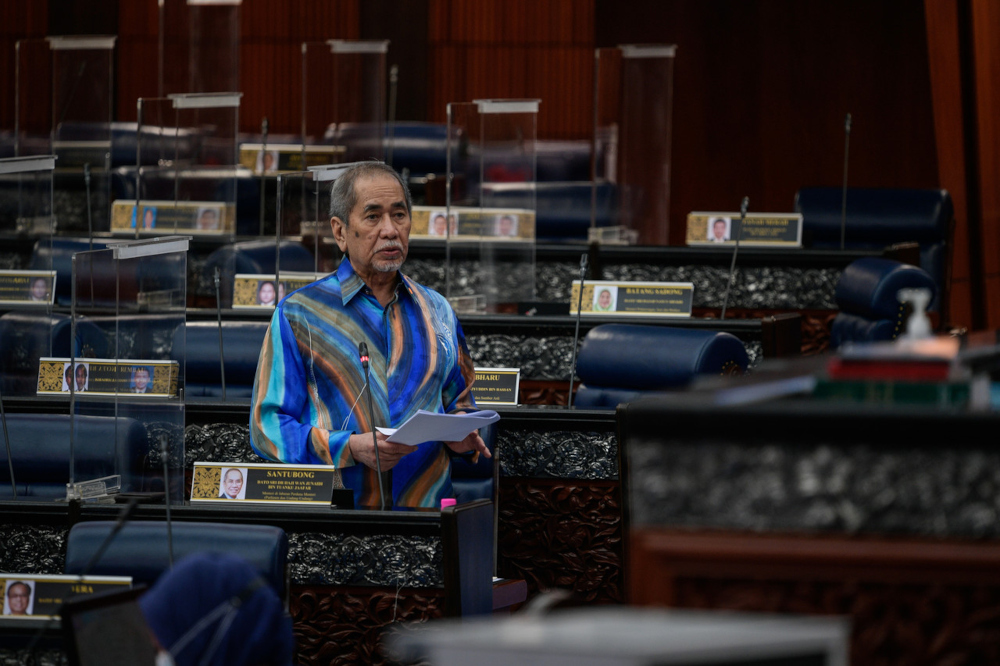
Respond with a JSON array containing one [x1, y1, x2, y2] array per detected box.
[[444, 431, 491, 461]]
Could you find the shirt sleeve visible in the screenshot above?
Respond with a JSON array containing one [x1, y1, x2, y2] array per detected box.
[[250, 307, 357, 468]]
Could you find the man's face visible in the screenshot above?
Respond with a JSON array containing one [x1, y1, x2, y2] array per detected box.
[[713, 220, 726, 239], [433, 215, 447, 235], [75, 366, 87, 390], [332, 174, 410, 279], [198, 210, 218, 230], [143, 209, 154, 228], [598, 290, 611, 308], [499, 216, 515, 236], [134, 369, 150, 391], [7, 584, 29, 614], [224, 470, 243, 498], [31, 279, 47, 299]]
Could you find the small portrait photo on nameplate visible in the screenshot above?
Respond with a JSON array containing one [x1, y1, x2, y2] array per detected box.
[[1, 575, 133, 621], [232, 273, 322, 308], [36, 358, 179, 398], [472, 367, 520, 406], [411, 207, 461, 238], [111, 200, 234, 236], [190, 462, 341, 506], [570, 280, 694, 318], [0, 270, 57, 306], [686, 211, 803, 248]]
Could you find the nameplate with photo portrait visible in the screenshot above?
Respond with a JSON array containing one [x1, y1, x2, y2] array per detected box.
[[190, 462, 344, 506], [410, 206, 536, 241], [232, 272, 325, 308], [1, 575, 133, 621], [238, 143, 346, 175], [36, 358, 179, 398], [110, 200, 235, 236], [0, 270, 57, 306], [571, 280, 694, 318], [686, 211, 802, 247], [472, 367, 520, 406]]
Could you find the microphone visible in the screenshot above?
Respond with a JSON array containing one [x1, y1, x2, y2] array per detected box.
[[840, 112, 852, 250], [214, 267, 227, 402], [567, 253, 589, 408], [358, 342, 387, 509], [720, 196, 749, 320], [84, 163, 93, 250], [387, 65, 399, 167], [258, 117, 268, 237]]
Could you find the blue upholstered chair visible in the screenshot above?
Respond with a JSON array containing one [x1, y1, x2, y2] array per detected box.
[[64, 521, 289, 601], [171, 321, 269, 399], [574, 324, 750, 409], [794, 187, 951, 311], [0, 312, 108, 395], [829, 257, 937, 349], [201, 240, 318, 308], [0, 414, 150, 498]]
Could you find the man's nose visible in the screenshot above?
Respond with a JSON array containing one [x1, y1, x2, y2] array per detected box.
[[377, 214, 398, 237]]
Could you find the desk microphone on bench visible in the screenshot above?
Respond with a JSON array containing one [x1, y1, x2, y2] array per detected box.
[[720, 196, 749, 320], [358, 341, 387, 510], [841, 112, 852, 250]]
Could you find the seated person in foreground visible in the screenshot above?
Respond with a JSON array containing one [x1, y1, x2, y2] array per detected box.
[[249, 162, 489, 508]]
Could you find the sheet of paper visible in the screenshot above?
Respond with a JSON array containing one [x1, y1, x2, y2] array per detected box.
[[376, 410, 500, 446]]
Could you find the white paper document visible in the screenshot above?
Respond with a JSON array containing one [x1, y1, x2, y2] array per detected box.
[[376, 410, 500, 446]]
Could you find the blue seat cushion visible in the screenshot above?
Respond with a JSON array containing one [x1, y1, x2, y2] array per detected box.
[[835, 257, 937, 320], [64, 521, 288, 600]]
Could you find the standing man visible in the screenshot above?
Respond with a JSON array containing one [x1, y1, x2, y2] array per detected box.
[[250, 162, 489, 508]]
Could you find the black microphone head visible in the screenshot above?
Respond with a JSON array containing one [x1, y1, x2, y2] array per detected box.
[[740, 196, 749, 216], [845, 112, 852, 132], [358, 341, 370, 370], [579, 253, 588, 270]]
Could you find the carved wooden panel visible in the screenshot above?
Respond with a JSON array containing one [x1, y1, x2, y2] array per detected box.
[[631, 529, 1000, 666], [498, 479, 623, 605], [290, 585, 444, 666]]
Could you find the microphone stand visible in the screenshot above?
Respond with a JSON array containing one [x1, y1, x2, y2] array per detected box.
[[84, 163, 93, 250], [567, 253, 588, 408], [387, 65, 398, 168], [0, 382, 16, 499], [259, 117, 268, 237], [720, 197, 749, 320], [214, 267, 227, 402], [359, 343, 387, 510], [160, 434, 174, 567], [840, 112, 852, 250]]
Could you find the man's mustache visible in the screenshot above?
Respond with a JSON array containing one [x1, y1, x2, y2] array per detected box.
[[375, 241, 404, 253]]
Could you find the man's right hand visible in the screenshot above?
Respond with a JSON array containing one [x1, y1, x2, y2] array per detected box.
[[348, 431, 414, 471]]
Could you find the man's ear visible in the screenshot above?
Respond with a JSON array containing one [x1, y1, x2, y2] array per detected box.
[[331, 217, 348, 252]]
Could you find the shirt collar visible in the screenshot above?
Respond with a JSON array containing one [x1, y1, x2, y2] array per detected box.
[[337, 257, 415, 306]]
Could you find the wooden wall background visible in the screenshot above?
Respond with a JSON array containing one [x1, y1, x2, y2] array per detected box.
[[0, 0, 997, 329]]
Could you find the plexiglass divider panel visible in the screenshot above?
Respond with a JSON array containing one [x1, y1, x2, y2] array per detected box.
[[14, 39, 52, 159], [159, 0, 240, 96], [593, 45, 675, 246], [68, 237, 189, 504], [0, 156, 57, 400], [301, 41, 388, 162], [443, 101, 538, 313], [118, 94, 242, 240]]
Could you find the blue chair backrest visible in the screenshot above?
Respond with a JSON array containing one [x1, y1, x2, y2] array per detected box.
[[173, 320, 269, 398]]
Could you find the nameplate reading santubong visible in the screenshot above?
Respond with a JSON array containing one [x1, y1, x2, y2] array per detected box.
[[570, 280, 694, 318], [190, 462, 342, 505]]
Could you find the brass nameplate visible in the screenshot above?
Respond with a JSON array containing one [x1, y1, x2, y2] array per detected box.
[[111, 200, 235, 235], [37, 358, 179, 397], [473, 367, 520, 406], [191, 462, 342, 505], [232, 272, 325, 309], [1, 575, 132, 620], [411, 206, 536, 241], [686, 211, 802, 247], [0, 270, 56, 306], [570, 280, 694, 317], [238, 143, 346, 175]]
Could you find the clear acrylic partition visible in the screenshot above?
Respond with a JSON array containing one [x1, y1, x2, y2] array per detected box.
[[444, 100, 538, 313], [280, 166, 340, 275], [159, 0, 241, 96], [121, 94, 241, 240], [14, 39, 52, 158], [301, 41, 388, 161], [593, 45, 675, 246], [50, 37, 116, 236], [70, 237, 189, 504], [0, 156, 56, 399]]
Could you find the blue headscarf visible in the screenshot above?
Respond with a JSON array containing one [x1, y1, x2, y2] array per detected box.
[[139, 552, 294, 666]]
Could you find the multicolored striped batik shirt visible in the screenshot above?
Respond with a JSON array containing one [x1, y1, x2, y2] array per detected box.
[[250, 258, 477, 508]]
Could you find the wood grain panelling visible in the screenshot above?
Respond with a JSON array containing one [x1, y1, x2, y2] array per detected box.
[[596, 0, 940, 247], [427, 0, 594, 140], [0, 1, 49, 133], [970, 0, 1000, 329]]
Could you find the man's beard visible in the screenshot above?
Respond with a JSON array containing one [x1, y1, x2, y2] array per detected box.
[[372, 241, 405, 273]]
